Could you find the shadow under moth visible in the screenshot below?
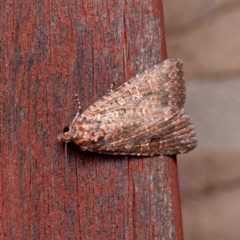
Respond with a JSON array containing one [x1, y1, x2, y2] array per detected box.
[[58, 59, 197, 156]]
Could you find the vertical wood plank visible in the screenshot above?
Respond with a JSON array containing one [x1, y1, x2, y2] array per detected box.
[[0, 0, 183, 239]]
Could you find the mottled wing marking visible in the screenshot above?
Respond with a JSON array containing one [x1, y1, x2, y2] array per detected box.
[[58, 59, 197, 156], [82, 110, 197, 156], [85, 58, 185, 114]]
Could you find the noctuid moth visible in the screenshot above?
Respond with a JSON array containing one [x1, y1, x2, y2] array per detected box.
[[58, 59, 197, 156]]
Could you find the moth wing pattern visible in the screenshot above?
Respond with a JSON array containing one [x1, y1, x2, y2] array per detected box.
[[82, 108, 196, 156], [86, 58, 186, 112], [58, 58, 197, 156], [59, 59, 197, 156]]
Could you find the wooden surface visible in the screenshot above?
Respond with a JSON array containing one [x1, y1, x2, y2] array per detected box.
[[0, 0, 183, 239]]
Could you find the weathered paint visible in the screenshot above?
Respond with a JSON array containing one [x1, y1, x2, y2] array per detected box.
[[0, 0, 183, 239]]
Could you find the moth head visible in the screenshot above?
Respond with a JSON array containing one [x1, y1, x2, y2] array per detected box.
[[57, 113, 79, 143]]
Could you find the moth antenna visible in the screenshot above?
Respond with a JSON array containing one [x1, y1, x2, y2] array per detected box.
[[75, 94, 81, 113], [65, 142, 68, 161]]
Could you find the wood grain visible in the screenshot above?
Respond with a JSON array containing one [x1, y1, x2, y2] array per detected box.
[[0, 0, 183, 239]]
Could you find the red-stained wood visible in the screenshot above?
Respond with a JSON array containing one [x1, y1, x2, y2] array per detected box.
[[0, 0, 183, 239]]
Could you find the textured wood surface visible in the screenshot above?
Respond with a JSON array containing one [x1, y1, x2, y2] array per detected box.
[[0, 0, 183, 239]]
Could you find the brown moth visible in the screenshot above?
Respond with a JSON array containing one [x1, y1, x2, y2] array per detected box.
[[58, 59, 197, 156]]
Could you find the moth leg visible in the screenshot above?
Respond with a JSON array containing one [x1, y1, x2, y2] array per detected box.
[[81, 152, 86, 163]]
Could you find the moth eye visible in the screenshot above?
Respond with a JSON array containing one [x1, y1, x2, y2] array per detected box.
[[63, 126, 70, 133]]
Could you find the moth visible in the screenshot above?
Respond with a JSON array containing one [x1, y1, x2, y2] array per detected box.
[[58, 59, 197, 156]]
